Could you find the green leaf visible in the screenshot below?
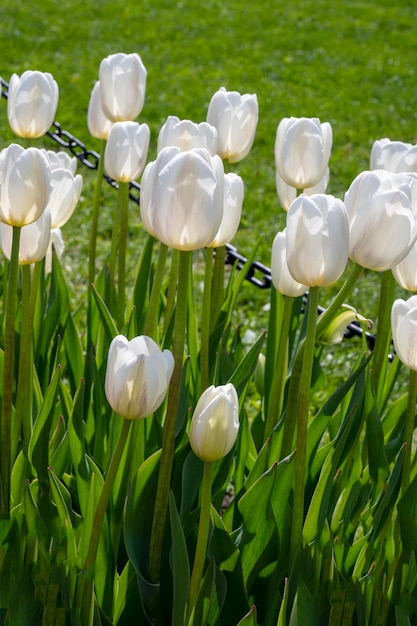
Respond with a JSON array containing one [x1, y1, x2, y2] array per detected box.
[[236, 605, 258, 625], [365, 375, 389, 485], [228, 330, 266, 396], [91, 283, 118, 343], [63, 309, 85, 392], [132, 233, 155, 331], [169, 491, 190, 626], [398, 472, 417, 551], [28, 365, 62, 488]]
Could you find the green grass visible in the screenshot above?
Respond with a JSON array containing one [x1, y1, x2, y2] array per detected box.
[[1, 0, 417, 328]]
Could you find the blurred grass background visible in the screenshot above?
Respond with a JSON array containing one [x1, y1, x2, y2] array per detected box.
[[1, 0, 417, 346]]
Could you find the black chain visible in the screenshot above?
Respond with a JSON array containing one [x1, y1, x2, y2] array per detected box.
[[0, 75, 376, 347]]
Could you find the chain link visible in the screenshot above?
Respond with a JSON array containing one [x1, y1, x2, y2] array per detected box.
[[0, 76, 376, 346]]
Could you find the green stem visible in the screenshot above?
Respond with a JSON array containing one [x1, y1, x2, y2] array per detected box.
[[117, 182, 130, 330], [264, 295, 294, 441], [144, 242, 168, 340], [163, 249, 179, 340], [83, 418, 132, 573], [88, 139, 106, 284], [186, 461, 213, 623], [401, 368, 417, 494], [14, 264, 33, 459], [209, 245, 225, 332], [290, 285, 320, 564], [1, 225, 21, 516], [372, 270, 395, 396], [149, 250, 191, 583], [200, 248, 214, 393]]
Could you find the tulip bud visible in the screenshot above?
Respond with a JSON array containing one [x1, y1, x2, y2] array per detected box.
[[286, 194, 349, 286], [104, 121, 150, 182], [48, 168, 83, 229], [0, 144, 51, 227], [275, 117, 332, 189], [370, 138, 417, 173], [189, 384, 239, 462], [157, 116, 218, 155], [391, 296, 417, 370], [271, 229, 308, 297], [105, 335, 174, 420], [344, 170, 417, 271], [207, 86, 258, 163], [99, 52, 147, 122], [208, 172, 244, 247], [254, 353, 265, 396], [87, 81, 113, 140], [320, 304, 373, 345], [7, 71, 58, 138], [140, 147, 224, 250], [0, 208, 51, 265]]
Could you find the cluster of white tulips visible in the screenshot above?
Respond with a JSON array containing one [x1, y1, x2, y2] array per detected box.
[[3, 51, 417, 625]]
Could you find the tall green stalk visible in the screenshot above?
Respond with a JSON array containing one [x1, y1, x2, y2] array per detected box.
[[117, 181, 130, 329], [186, 461, 213, 623], [372, 270, 395, 397], [209, 245, 225, 332], [148, 249, 191, 583], [200, 248, 214, 393], [88, 139, 106, 284], [1, 225, 21, 516], [289, 285, 320, 564]]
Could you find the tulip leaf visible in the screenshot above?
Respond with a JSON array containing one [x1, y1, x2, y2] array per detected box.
[[169, 490, 190, 626], [228, 330, 266, 396], [365, 375, 389, 485], [124, 450, 165, 621], [90, 283, 118, 343], [132, 232, 155, 331], [63, 309, 85, 392], [236, 605, 258, 625], [28, 365, 62, 488], [398, 472, 417, 551]]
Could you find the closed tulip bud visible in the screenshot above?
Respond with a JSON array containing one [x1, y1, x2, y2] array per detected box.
[[99, 52, 147, 122], [320, 304, 373, 345], [41, 149, 78, 175], [189, 384, 239, 462], [87, 81, 113, 140], [392, 239, 417, 292], [105, 335, 174, 420], [157, 116, 218, 155], [344, 170, 417, 271], [275, 117, 332, 189], [276, 167, 330, 211], [0, 208, 51, 265], [7, 71, 58, 138], [140, 147, 224, 250], [208, 172, 244, 247], [104, 121, 150, 182], [271, 229, 308, 297], [286, 194, 349, 286], [207, 86, 258, 163], [48, 168, 83, 228], [0, 144, 51, 226], [391, 296, 417, 370], [371, 138, 417, 173]]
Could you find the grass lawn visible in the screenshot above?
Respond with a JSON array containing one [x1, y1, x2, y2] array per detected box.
[[1, 0, 417, 327]]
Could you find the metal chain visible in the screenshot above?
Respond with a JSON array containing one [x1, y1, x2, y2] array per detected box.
[[0, 76, 375, 346]]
